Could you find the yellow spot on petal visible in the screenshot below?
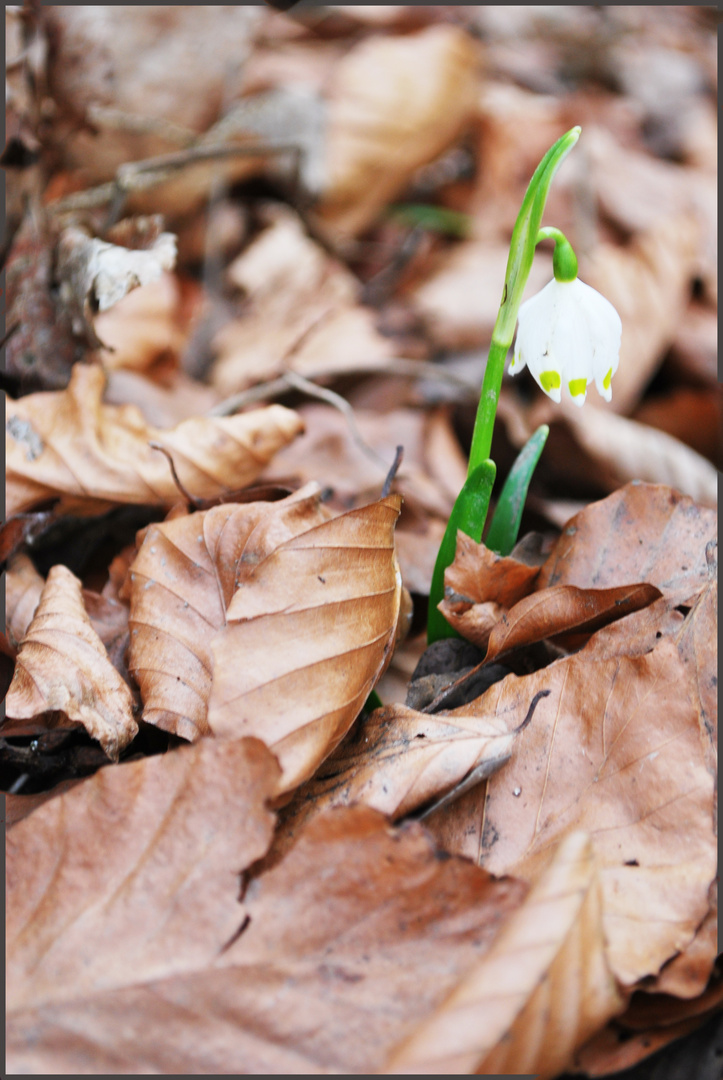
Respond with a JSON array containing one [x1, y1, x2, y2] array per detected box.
[[603, 367, 613, 390], [568, 378, 587, 397], [539, 370, 561, 392]]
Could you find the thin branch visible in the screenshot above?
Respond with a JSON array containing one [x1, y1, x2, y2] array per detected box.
[[281, 369, 391, 471]]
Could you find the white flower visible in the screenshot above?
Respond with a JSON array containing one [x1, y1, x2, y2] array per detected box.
[[509, 278, 622, 406]]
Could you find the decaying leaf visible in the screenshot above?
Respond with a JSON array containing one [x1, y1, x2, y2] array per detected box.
[[209, 493, 403, 792], [318, 25, 480, 238], [537, 482, 716, 605], [126, 484, 403, 793], [476, 640, 716, 987], [126, 484, 332, 741], [278, 698, 523, 847], [6, 552, 45, 647], [443, 581, 662, 658], [3, 564, 137, 761], [6, 364, 304, 517], [7, 737, 280, 1016], [8, 805, 526, 1074], [385, 831, 625, 1077], [56, 224, 177, 346], [210, 208, 397, 395]]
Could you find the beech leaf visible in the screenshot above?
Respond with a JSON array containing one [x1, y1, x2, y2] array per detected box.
[[385, 831, 624, 1077], [279, 699, 522, 840], [3, 564, 137, 761], [537, 482, 716, 605], [209, 493, 404, 791], [7, 737, 280, 1016], [126, 484, 333, 741], [476, 640, 716, 986], [127, 486, 403, 793], [8, 805, 526, 1074], [6, 364, 304, 518]]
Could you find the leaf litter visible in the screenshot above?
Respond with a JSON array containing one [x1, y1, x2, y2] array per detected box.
[[3, 6, 718, 1078]]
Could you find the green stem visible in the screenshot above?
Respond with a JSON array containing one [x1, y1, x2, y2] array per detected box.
[[467, 338, 509, 478]]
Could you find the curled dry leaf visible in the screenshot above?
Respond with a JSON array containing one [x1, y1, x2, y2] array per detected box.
[[209, 493, 403, 792], [7, 804, 526, 1074], [443, 581, 662, 658], [210, 209, 397, 396], [477, 640, 716, 987], [6, 363, 303, 518], [3, 564, 137, 761], [318, 25, 479, 238], [56, 225, 177, 346], [7, 737, 280, 1017], [385, 831, 624, 1077]]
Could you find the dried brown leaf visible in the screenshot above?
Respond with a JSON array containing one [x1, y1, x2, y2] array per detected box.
[[444, 581, 662, 659], [538, 482, 716, 605], [6, 552, 45, 647], [4, 565, 137, 761], [96, 272, 195, 373], [318, 25, 479, 238], [280, 699, 521, 842], [210, 209, 397, 396], [127, 484, 331, 742], [7, 737, 279, 1016], [7, 363, 303, 517], [477, 640, 716, 986], [126, 485, 402, 793], [445, 530, 541, 606], [209, 494, 403, 792], [56, 226, 177, 347], [7, 805, 527, 1074], [385, 831, 625, 1077]]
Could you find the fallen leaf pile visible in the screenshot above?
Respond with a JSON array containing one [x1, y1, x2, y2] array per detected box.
[[4, 5, 718, 1077]]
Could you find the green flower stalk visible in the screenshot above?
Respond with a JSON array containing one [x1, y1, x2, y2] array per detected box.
[[427, 126, 622, 644]]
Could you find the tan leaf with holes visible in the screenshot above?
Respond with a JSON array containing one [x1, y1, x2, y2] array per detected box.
[[385, 831, 625, 1077], [6, 364, 303, 517], [209, 494, 403, 792], [3, 564, 137, 761]]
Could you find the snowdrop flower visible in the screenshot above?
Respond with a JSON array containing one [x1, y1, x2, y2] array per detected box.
[[510, 277, 622, 407]]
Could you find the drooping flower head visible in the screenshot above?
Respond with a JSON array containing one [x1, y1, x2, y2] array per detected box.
[[510, 276, 622, 407]]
